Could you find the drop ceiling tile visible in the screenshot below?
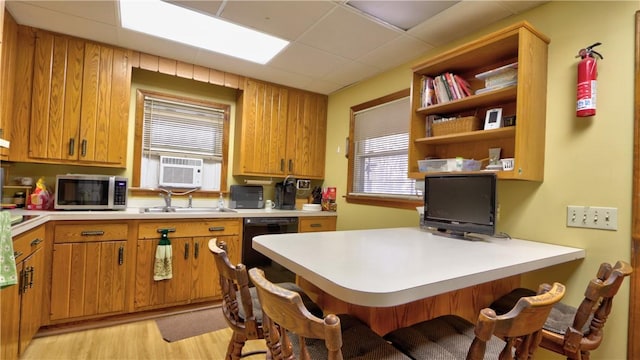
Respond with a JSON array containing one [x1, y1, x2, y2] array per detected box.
[[220, 0, 337, 41], [6, 1, 119, 45], [298, 5, 401, 60], [268, 42, 347, 78], [8, 0, 118, 25], [320, 59, 380, 89], [295, 76, 344, 95], [358, 34, 433, 71], [408, 1, 512, 46], [256, 68, 317, 91], [346, 0, 459, 30]]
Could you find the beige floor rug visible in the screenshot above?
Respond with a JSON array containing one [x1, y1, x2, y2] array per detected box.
[[155, 306, 228, 342]]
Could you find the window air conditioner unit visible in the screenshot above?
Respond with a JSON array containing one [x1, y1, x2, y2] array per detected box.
[[159, 156, 203, 188]]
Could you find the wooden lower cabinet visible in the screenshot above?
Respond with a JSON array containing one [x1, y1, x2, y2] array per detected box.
[[1, 225, 45, 360], [49, 222, 128, 321], [134, 219, 241, 311]]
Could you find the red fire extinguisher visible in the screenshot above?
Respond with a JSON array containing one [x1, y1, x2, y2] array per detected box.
[[576, 42, 603, 117]]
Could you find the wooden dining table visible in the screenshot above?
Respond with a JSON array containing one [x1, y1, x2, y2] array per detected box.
[[253, 227, 586, 335]]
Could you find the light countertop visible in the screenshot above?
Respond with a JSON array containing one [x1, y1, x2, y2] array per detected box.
[[253, 227, 586, 307], [8, 207, 337, 237]]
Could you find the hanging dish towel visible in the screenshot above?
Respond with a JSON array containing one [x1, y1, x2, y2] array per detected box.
[[154, 229, 173, 281], [0, 211, 18, 289]]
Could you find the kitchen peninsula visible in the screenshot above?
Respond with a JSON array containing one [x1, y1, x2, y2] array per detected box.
[[253, 227, 585, 335]]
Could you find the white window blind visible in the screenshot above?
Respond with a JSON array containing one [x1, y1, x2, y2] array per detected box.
[[143, 96, 225, 159], [351, 96, 419, 198]]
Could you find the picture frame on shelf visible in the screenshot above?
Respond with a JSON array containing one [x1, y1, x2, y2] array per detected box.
[[484, 108, 503, 130]]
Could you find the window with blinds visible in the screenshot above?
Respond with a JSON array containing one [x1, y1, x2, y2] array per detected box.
[[143, 96, 225, 159], [136, 91, 230, 191], [349, 92, 420, 202]]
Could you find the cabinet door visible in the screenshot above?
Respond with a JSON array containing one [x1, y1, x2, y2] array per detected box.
[[235, 78, 289, 176], [1, 9, 17, 161], [287, 89, 327, 179], [134, 237, 191, 310], [0, 270, 20, 360], [18, 247, 43, 354], [26, 30, 130, 167], [191, 235, 241, 301], [191, 236, 218, 301], [50, 241, 126, 320], [79, 43, 130, 166], [29, 33, 84, 161]]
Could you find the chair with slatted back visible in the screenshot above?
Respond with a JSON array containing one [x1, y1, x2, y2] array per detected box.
[[489, 260, 632, 360], [209, 239, 322, 360], [248, 267, 413, 360], [384, 282, 566, 360]]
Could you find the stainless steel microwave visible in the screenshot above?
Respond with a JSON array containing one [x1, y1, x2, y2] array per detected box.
[[55, 175, 128, 210]]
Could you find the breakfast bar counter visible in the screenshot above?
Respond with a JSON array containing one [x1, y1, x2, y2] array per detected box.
[[253, 227, 586, 334]]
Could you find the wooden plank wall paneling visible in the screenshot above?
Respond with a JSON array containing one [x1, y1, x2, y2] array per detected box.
[[298, 275, 521, 336], [130, 51, 244, 90]]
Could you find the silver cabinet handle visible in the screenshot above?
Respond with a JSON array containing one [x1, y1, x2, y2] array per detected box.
[[118, 246, 124, 265], [81, 231, 104, 236], [69, 138, 75, 156]]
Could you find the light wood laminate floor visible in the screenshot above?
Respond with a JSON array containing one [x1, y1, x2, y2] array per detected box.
[[21, 320, 267, 360]]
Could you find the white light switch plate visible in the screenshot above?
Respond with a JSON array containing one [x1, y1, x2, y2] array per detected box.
[[566, 205, 618, 231]]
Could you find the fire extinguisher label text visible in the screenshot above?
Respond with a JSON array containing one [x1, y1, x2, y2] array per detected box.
[[577, 80, 597, 111]]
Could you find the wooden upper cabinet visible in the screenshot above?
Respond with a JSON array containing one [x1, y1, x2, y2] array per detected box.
[[408, 21, 549, 181], [286, 89, 327, 179], [234, 78, 328, 179], [234, 78, 289, 176], [0, 8, 16, 161], [20, 29, 131, 167]]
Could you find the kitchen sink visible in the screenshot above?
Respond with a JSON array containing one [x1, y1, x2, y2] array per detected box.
[[140, 207, 237, 213]]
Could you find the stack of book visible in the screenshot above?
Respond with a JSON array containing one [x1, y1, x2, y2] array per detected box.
[[419, 73, 471, 108], [474, 62, 518, 95]]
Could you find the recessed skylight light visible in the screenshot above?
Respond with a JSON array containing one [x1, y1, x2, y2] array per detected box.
[[119, 0, 289, 64], [347, 1, 459, 31]]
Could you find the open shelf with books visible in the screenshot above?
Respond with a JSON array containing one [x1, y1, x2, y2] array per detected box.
[[408, 21, 549, 181]]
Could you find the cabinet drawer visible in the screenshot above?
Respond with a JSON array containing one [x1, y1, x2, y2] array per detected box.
[[54, 223, 128, 243], [299, 217, 336, 232], [138, 219, 241, 239], [13, 226, 45, 262]]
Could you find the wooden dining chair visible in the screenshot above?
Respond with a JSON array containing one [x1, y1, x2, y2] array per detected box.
[[384, 282, 566, 360], [247, 267, 412, 360], [489, 260, 632, 360], [209, 239, 322, 360]]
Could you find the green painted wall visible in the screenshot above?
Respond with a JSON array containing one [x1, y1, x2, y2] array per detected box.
[[325, 2, 638, 358]]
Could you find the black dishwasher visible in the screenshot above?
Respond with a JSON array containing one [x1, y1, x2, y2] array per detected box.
[[242, 217, 298, 283]]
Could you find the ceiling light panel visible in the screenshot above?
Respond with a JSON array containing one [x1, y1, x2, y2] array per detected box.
[[119, 0, 289, 64], [346, 0, 459, 31]]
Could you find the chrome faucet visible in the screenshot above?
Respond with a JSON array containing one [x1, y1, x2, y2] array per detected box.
[[158, 189, 173, 211], [157, 187, 199, 212]]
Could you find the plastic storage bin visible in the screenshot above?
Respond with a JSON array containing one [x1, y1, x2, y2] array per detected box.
[[418, 158, 481, 173]]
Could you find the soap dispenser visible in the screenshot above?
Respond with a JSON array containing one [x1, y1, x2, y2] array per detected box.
[[217, 193, 225, 210]]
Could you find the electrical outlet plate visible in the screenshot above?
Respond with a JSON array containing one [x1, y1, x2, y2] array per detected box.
[[566, 205, 618, 231], [296, 179, 311, 190]]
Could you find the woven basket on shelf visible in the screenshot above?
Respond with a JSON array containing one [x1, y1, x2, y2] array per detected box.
[[431, 116, 480, 136]]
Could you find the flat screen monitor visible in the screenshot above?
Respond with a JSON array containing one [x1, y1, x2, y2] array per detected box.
[[423, 173, 497, 238]]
